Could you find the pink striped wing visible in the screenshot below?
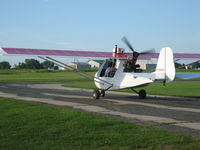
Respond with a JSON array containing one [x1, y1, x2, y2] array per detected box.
[[2, 47, 200, 59]]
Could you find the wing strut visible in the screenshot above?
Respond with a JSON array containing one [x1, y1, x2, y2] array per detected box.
[[38, 56, 113, 86]]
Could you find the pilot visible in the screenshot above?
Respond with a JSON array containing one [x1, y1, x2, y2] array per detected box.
[[105, 62, 117, 77], [105, 62, 112, 77]]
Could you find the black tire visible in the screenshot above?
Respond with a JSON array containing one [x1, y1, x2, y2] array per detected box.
[[100, 90, 105, 97], [139, 89, 146, 99], [93, 90, 100, 99]]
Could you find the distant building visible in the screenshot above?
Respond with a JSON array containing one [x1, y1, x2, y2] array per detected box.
[[66, 59, 156, 70], [136, 60, 156, 70], [185, 60, 200, 69], [87, 60, 104, 68], [66, 62, 91, 69]]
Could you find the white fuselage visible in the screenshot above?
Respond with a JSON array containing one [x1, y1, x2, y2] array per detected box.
[[94, 59, 154, 90], [94, 47, 175, 90]]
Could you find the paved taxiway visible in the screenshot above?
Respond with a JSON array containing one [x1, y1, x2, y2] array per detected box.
[[0, 82, 200, 137]]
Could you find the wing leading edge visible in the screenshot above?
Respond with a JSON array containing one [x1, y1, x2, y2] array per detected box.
[[1, 47, 113, 58], [1, 47, 200, 59]]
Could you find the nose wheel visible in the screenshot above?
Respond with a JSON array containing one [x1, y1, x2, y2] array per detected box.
[[92, 89, 105, 99], [93, 90, 100, 99]]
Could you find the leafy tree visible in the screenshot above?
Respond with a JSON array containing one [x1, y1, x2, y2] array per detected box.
[[175, 62, 182, 68], [41, 60, 54, 69], [0, 61, 11, 69], [54, 66, 59, 70], [192, 62, 200, 69], [175, 62, 186, 69], [14, 59, 43, 69], [25, 59, 43, 69], [14, 62, 26, 69], [14, 59, 59, 70]]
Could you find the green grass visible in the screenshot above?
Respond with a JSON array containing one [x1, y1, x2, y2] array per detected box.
[[0, 97, 200, 150], [63, 81, 200, 98], [1, 69, 200, 97], [0, 69, 199, 82], [176, 69, 200, 73], [136, 81, 200, 98], [0, 69, 95, 82]]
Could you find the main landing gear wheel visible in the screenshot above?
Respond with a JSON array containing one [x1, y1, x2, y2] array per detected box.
[[100, 90, 105, 97], [131, 88, 147, 99], [138, 89, 146, 99]]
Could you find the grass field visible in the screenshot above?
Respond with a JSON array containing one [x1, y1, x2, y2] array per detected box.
[[0, 69, 200, 97], [0, 69, 94, 82], [0, 97, 200, 150], [63, 81, 200, 98], [176, 69, 200, 72], [0, 69, 199, 82]]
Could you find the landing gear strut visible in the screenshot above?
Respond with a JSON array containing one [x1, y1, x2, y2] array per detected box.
[[100, 90, 105, 97], [131, 88, 146, 99]]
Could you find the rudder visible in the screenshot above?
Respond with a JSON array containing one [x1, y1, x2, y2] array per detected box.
[[155, 47, 175, 82]]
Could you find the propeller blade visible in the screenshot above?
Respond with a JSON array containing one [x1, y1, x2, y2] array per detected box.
[[122, 36, 135, 52]]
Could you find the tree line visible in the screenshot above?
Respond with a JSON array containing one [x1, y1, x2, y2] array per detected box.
[[0, 59, 58, 70]]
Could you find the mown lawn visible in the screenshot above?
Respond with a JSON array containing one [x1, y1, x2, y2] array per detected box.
[[1, 69, 200, 97], [0, 97, 200, 150], [0, 69, 199, 82], [63, 81, 200, 98], [136, 81, 200, 98], [0, 69, 95, 82]]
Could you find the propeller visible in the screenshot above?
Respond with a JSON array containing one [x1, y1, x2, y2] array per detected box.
[[122, 36, 156, 55], [121, 36, 135, 52], [121, 36, 156, 73]]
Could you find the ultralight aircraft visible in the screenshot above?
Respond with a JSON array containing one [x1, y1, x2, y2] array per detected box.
[[1, 37, 200, 99]]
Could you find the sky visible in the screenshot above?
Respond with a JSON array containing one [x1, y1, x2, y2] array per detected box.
[[0, 0, 200, 66]]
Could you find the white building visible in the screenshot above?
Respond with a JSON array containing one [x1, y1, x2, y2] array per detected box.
[[66, 62, 91, 69], [66, 59, 156, 70], [185, 60, 200, 69], [87, 60, 104, 68], [136, 60, 156, 70]]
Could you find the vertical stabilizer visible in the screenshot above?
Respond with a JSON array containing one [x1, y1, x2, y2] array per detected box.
[[155, 47, 175, 82]]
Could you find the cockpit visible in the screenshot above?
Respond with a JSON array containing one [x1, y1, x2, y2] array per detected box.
[[99, 59, 117, 78]]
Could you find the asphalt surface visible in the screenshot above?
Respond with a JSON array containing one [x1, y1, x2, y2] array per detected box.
[[0, 82, 200, 138]]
